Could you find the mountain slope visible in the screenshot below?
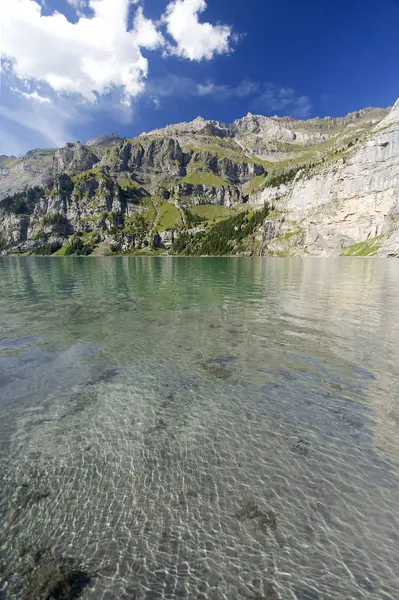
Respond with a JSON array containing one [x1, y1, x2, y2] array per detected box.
[[0, 101, 398, 257]]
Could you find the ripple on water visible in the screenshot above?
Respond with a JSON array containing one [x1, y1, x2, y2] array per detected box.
[[0, 257, 399, 600]]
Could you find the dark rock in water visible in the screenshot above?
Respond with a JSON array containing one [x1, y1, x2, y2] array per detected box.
[[62, 390, 98, 418], [160, 393, 175, 408], [178, 488, 200, 506], [23, 550, 91, 600], [251, 582, 279, 600], [87, 367, 119, 387], [236, 500, 277, 534], [201, 355, 237, 379], [291, 438, 310, 457], [293, 586, 320, 600], [178, 377, 199, 391], [201, 364, 232, 379], [146, 419, 167, 434], [212, 355, 236, 365], [17, 486, 51, 509], [201, 358, 233, 379]]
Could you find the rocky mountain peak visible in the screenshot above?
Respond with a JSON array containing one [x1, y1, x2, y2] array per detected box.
[[53, 142, 99, 174], [86, 133, 123, 147], [1, 98, 399, 258], [378, 98, 399, 128]]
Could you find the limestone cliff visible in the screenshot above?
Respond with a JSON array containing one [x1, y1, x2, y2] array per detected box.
[[0, 100, 397, 257], [255, 99, 399, 257]]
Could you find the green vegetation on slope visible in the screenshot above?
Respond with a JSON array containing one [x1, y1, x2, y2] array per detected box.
[[53, 235, 94, 256], [70, 166, 103, 183], [184, 138, 267, 166], [182, 170, 230, 187], [265, 163, 316, 187], [41, 213, 68, 227], [172, 204, 271, 255], [190, 204, 240, 221], [0, 187, 44, 215], [28, 242, 63, 255], [243, 174, 268, 194], [156, 201, 182, 230], [1, 148, 55, 169], [340, 237, 381, 256]]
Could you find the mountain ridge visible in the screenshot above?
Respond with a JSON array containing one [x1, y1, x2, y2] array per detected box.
[[0, 100, 398, 257]]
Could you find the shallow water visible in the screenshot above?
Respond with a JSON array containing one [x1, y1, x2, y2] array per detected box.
[[0, 257, 398, 600]]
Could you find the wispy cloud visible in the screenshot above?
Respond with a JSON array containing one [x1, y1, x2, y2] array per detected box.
[[65, 0, 90, 19], [146, 76, 259, 102], [146, 76, 312, 118], [196, 80, 259, 100], [0, 72, 93, 154], [0, 101, 81, 149], [10, 88, 51, 103], [252, 84, 312, 118]]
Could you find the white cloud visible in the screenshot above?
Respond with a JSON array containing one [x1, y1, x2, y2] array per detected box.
[[133, 7, 165, 50], [66, 0, 88, 18], [11, 88, 51, 104], [163, 0, 233, 60], [66, 0, 87, 7], [1, 0, 234, 110], [1, 0, 164, 104]]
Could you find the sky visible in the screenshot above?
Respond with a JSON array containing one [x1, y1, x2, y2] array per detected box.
[[1, 0, 399, 156]]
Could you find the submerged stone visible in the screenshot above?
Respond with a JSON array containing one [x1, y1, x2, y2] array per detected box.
[[236, 500, 277, 534], [201, 358, 233, 379], [146, 419, 167, 434], [291, 438, 310, 457], [22, 550, 91, 600]]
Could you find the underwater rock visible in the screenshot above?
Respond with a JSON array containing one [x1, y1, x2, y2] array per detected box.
[[252, 583, 279, 600], [236, 500, 277, 534], [291, 438, 310, 457], [22, 550, 91, 600], [201, 358, 233, 380], [61, 390, 98, 418], [16, 485, 51, 509], [86, 367, 119, 387], [146, 419, 167, 434], [178, 489, 200, 506]]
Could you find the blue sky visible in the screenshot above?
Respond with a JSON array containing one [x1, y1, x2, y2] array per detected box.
[[1, 0, 399, 156]]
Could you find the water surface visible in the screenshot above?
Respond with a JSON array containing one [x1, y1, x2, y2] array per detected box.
[[0, 257, 398, 600]]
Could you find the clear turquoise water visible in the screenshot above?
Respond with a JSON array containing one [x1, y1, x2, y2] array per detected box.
[[0, 257, 398, 600]]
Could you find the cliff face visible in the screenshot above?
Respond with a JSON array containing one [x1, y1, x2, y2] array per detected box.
[[0, 100, 397, 257], [256, 99, 399, 257]]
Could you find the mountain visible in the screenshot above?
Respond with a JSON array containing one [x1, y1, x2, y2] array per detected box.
[[0, 100, 398, 257]]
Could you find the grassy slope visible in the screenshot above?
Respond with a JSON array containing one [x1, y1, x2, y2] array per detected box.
[[182, 171, 230, 187], [6, 111, 388, 257], [155, 200, 182, 230], [340, 237, 382, 256]]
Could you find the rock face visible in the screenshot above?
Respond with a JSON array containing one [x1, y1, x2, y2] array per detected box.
[[174, 183, 242, 206], [0, 99, 398, 256], [256, 100, 399, 256], [52, 142, 99, 174]]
